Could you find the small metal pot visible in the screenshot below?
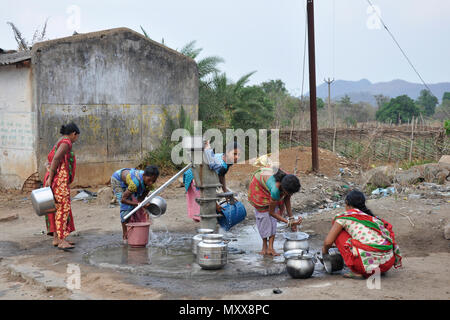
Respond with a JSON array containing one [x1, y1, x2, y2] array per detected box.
[[146, 196, 167, 217], [192, 228, 215, 255], [283, 232, 310, 252], [197, 234, 228, 270], [284, 250, 315, 279], [322, 248, 344, 274], [31, 187, 56, 216]]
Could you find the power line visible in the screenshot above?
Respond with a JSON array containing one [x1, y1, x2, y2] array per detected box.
[[365, 0, 436, 98]]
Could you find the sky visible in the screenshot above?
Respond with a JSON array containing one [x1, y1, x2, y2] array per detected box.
[[1, 0, 449, 95]]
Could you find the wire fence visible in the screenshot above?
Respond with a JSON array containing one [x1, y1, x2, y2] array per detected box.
[[281, 124, 449, 168]]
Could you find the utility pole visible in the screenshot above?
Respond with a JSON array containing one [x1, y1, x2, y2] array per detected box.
[[307, 0, 319, 172], [324, 77, 334, 127]]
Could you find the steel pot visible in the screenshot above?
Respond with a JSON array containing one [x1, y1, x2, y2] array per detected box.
[[146, 196, 167, 217], [284, 250, 315, 279], [31, 187, 56, 216], [283, 232, 310, 252], [322, 248, 344, 274], [197, 234, 227, 270], [192, 228, 215, 255]]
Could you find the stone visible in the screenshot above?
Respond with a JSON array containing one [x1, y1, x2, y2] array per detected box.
[[444, 224, 450, 240], [0, 213, 19, 222], [438, 155, 450, 165], [97, 186, 113, 206], [394, 167, 423, 186], [361, 165, 396, 189]]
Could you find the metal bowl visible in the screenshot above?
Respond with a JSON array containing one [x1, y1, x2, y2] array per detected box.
[[323, 249, 344, 274], [146, 196, 167, 217], [283, 232, 310, 252], [31, 187, 56, 216]]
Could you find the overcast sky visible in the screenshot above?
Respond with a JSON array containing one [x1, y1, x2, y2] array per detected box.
[[1, 0, 449, 95]]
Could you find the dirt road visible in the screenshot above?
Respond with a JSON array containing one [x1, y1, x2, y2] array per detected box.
[[0, 167, 448, 300]]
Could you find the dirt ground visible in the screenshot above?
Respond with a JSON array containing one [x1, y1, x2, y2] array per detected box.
[[0, 147, 449, 300]]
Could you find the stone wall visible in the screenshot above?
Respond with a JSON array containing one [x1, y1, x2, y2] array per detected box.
[[0, 64, 37, 189], [31, 28, 198, 186]]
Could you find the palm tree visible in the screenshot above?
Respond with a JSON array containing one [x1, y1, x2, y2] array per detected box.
[[139, 27, 224, 80]]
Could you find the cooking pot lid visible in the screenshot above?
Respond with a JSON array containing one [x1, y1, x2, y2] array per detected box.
[[283, 231, 309, 241]]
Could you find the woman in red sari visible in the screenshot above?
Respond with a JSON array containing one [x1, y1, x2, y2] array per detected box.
[[43, 122, 80, 250], [323, 190, 402, 279]]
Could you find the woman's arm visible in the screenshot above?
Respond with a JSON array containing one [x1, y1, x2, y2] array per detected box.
[[284, 196, 302, 231], [121, 189, 139, 207], [268, 201, 289, 223], [44, 143, 69, 187], [322, 222, 344, 255]]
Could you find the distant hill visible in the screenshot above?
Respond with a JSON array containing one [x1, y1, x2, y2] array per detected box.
[[311, 79, 450, 106]]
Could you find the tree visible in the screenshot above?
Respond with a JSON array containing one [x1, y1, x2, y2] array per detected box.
[[374, 94, 390, 109], [7, 20, 48, 51], [316, 97, 325, 110], [416, 89, 438, 116], [376, 95, 420, 124]]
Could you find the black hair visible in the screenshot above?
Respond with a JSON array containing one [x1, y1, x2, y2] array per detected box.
[[280, 174, 301, 195], [60, 122, 80, 135], [144, 165, 159, 177], [345, 190, 374, 217], [273, 168, 287, 182]]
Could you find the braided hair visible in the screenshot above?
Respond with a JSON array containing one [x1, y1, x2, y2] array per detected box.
[[345, 190, 374, 217]]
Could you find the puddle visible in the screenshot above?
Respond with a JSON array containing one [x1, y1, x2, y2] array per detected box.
[[86, 222, 333, 280]]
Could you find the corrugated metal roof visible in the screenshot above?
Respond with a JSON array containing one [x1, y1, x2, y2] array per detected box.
[[0, 51, 31, 65]]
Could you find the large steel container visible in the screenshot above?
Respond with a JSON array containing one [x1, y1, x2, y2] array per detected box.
[[31, 187, 56, 216], [196, 234, 227, 270], [284, 250, 316, 279], [192, 228, 215, 256]]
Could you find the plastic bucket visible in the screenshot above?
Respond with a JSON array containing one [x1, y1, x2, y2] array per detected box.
[[217, 201, 247, 231], [126, 222, 151, 248]]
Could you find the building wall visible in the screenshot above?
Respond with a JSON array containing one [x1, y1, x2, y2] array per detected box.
[[0, 64, 36, 189], [32, 28, 198, 186]]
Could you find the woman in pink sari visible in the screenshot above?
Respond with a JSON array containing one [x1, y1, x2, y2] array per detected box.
[[43, 122, 80, 250]]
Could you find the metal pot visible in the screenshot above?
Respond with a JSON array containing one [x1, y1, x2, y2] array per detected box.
[[284, 250, 315, 279], [31, 187, 56, 216], [322, 248, 344, 274], [283, 232, 310, 252], [192, 228, 215, 255], [196, 234, 227, 270], [146, 196, 167, 217]]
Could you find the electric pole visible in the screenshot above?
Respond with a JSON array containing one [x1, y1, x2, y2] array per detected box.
[[307, 0, 319, 172], [324, 77, 334, 127]]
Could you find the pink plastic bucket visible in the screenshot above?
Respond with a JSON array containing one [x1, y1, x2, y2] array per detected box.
[[126, 222, 151, 248]]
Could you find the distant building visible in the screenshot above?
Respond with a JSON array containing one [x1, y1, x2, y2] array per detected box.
[[0, 28, 198, 189]]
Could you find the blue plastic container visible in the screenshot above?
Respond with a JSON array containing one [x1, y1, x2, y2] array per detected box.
[[217, 201, 247, 231]]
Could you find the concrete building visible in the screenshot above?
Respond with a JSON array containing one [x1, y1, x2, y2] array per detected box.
[[0, 28, 198, 189]]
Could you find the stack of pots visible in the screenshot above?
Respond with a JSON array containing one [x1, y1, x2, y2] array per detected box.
[[283, 232, 315, 279], [196, 234, 228, 270]]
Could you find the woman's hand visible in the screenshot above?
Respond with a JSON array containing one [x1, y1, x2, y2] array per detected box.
[[44, 179, 51, 188]]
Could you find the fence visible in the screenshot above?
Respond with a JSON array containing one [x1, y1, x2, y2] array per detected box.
[[280, 124, 449, 168]]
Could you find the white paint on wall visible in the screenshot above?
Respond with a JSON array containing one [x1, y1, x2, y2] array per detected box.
[[0, 65, 37, 189]]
